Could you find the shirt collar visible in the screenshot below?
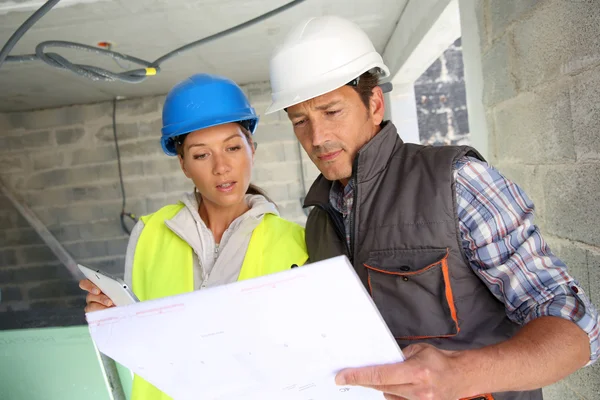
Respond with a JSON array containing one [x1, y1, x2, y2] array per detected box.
[[329, 179, 354, 215]]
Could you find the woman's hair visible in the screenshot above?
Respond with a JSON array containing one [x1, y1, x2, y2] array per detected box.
[[175, 122, 277, 206]]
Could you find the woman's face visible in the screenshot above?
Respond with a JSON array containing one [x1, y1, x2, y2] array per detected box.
[[178, 123, 255, 210]]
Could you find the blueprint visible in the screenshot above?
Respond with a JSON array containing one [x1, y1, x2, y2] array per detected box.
[[86, 256, 404, 399]]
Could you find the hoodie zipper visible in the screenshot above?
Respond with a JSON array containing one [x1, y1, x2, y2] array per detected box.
[[214, 243, 220, 262]]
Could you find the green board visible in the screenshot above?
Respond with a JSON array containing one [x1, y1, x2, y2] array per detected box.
[[0, 326, 132, 400]]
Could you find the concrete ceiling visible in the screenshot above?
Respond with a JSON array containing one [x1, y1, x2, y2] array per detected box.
[[0, 0, 407, 112]]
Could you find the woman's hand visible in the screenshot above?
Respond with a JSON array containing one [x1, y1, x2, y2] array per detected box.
[[79, 279, 114, 312]]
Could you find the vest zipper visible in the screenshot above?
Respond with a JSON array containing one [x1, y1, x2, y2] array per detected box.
[[349, 154, 359, 263], [316, 204, 351, 257]]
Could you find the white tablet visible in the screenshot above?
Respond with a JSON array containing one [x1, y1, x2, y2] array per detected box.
[[78, 264, 139, 307]]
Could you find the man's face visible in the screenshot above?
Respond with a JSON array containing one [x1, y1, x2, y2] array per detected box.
[[286, 85, 384, 185]]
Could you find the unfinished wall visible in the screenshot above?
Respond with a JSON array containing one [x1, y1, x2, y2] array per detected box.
[[0, 81, 318, 328], [414, 38, 470, 146], [473, 0, 600, 398]]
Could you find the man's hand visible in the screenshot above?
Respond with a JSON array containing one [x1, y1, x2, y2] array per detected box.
[[335, 343, 468, 400], [334, 317, 592, 399]]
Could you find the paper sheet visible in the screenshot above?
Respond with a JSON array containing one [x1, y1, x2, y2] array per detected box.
[[86, 256, 404, 399]]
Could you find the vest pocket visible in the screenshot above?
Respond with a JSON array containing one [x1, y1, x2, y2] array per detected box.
[[364, 248, 460, 340]]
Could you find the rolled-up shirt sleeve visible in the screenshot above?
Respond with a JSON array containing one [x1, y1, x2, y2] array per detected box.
[[455, 156, 600, 365]]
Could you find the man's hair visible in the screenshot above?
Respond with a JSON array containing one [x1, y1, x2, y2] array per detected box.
[[350, 70, 380, 111], [282, 71, 380, 114]]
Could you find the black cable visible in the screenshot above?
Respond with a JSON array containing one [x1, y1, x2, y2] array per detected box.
[[0, 0, 306, 83], [112, 98, 137, 235]]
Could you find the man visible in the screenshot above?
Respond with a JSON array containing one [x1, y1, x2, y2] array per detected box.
[[265, 16, 599, 400]]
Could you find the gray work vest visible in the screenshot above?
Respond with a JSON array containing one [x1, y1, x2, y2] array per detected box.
[[303, 122, 543, 400]]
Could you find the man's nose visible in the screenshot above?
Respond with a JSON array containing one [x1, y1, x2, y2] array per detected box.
[[310, 121, 329, 148]]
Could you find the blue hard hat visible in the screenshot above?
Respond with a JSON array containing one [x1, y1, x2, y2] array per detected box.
[[161, 73, 259, 156]]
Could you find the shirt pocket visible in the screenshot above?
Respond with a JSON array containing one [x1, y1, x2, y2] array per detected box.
[[364, 247, 460, 340]]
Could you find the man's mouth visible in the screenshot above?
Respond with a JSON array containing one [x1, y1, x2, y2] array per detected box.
[[317, 150, 342, 162]]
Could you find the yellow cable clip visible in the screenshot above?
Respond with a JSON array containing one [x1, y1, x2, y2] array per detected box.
[[145, 68, 157, 76]]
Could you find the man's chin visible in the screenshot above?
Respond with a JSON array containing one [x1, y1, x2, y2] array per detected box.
[[320, 168, 351, 182]]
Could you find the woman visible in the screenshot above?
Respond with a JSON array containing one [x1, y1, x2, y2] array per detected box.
[[79, 73, 308, 400]]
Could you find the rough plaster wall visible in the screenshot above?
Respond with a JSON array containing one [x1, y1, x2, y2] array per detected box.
[[0, 81, 319, 328], [476, 0, 600, 398], [414, 38, 471, 146]]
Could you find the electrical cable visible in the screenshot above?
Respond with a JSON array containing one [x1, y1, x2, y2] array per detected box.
[[0, 0, 61, 67], [103, 43, 132, 71], [0, 0, 305, 83], [0, 0, 305, 233], [112, 98, 137, 235]]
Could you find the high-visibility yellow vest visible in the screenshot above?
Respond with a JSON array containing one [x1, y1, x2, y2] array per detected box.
[[130, 203, 308, 400]]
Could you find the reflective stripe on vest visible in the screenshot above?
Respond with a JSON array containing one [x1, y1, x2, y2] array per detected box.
[[130, 202, 308, 400]]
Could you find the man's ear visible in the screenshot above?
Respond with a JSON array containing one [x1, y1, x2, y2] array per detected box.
[[178, 154, 191, 179], [369, 86, 385, 125]]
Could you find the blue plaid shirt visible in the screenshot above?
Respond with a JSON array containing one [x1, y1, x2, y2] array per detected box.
[[330, 156, 599, 364]]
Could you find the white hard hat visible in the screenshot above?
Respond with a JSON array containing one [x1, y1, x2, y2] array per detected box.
[[265, 16, 391, 114]]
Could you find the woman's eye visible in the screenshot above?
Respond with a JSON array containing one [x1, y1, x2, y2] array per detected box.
[[227, 146, 242, 152], [193, 153, 208, 160]]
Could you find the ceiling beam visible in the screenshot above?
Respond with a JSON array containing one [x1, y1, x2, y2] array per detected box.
[[383, 0, 461, 85]]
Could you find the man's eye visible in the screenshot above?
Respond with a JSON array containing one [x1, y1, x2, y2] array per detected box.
[[293, 119, 307, 127], [326, 110, 340, 116]]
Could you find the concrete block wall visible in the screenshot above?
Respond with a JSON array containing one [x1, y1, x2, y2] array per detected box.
[[475, 0, 600, 398], [0, 81, 318, 327]]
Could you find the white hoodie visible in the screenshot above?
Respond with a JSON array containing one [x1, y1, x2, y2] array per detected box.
[[123, 192, 279, 289]]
